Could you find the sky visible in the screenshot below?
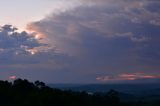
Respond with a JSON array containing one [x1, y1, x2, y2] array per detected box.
[[0, 0, 160, 83]]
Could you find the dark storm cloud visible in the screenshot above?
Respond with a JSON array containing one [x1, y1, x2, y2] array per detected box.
[[3, 0, 160, 83], [0, 24, 53, 64], [0, 25, 41, 49]]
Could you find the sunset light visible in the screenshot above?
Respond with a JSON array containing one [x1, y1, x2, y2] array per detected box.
[[0, 0, 160, 84], [0, 0, 160, 105], [9, 76, 17, 80]]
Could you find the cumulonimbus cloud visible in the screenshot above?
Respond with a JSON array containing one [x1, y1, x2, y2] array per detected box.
[[25, 0, 160, 83], [27, 0, 160, 57]]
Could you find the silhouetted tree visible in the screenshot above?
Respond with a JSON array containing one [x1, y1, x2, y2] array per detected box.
[[34, 80, 45, 88], [0, 78, 158, 106], [106, 89, 121, 106]]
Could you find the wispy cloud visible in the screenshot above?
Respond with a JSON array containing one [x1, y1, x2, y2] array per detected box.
[[96, 73, 160, 82], [9, 75, 17, 80]]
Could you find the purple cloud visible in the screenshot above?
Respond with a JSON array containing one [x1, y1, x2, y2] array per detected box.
[[1, 0, 160, 83]]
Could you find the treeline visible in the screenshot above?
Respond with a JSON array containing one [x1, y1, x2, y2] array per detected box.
[[0, 79, 121, 106], [0, 79, 159, 106]]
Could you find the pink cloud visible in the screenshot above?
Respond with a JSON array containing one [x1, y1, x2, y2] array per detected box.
[[9, 76, 17, 80], [96, 72, 160, 82]]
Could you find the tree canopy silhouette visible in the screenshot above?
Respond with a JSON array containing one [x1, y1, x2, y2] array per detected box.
[[0, 79, 159, 106]]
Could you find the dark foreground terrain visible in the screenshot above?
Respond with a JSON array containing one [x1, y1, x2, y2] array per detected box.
[[0, 79, 160, 106]]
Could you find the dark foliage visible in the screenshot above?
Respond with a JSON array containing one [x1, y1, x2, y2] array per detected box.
[[0, 79, 122, 106], [0, 79, 120, 106], [0, 79, 159, 106]]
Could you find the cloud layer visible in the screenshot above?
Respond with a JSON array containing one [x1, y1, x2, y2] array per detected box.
[[1, 0, 160, 83]]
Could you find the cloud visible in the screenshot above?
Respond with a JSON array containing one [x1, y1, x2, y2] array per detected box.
[[96, 72, 160, 82], [0, 24, 54, 64], [0, 25, 41, 49], [24, 0, 160, 83], [0, 0, 159, 83], [9, 75, 17, 80]]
